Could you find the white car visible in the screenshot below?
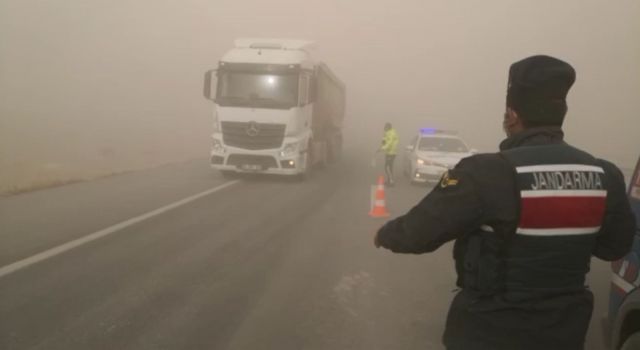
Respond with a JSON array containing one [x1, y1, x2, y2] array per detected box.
[[402, 128, 476, 184]]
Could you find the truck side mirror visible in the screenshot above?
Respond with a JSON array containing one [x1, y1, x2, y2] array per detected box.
[[203, 69, 217, 101]]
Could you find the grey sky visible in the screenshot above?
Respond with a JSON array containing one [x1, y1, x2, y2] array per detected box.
[[1, 0, 638, 190]]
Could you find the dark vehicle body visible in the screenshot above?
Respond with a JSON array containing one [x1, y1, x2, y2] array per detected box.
[[605, 156, 640, 349]]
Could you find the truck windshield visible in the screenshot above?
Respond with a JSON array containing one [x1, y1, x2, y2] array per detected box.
[[216, 72, 299, 109], [418, 137, 468, 152]]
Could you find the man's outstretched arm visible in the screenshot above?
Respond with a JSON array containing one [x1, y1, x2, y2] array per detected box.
[[375, 159, 485, 254]]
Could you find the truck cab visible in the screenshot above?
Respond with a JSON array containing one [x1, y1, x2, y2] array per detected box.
[[605, 156, 640, 349], [203, 39, 345, 178]]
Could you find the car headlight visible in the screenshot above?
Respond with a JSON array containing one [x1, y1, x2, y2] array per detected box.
[[212, 138, 226, 153], [279, 142, 298, 158]]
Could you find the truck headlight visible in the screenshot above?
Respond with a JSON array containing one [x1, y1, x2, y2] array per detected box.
[[417, 158, 426, 165], [279, 142, 298, 158], [212, 139, 226, 154]]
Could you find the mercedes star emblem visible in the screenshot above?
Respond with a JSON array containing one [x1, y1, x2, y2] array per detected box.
[[246, 121, 260, 137]]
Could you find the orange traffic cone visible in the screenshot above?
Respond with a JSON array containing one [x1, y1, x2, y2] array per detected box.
[[369, 176, 390, 218]]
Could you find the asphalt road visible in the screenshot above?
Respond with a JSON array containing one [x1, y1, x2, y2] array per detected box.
[[0, 155, 628, 349]]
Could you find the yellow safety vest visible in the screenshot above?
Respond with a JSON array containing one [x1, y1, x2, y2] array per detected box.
[[381, 128, 399, 155]]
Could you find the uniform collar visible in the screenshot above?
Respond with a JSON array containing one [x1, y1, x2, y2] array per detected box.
[[499, 126, 565, 151]]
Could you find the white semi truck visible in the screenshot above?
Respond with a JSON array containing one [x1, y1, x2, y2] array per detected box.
[[203, 38, 346, 178]]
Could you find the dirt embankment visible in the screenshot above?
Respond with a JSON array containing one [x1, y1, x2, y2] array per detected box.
[[0, 141, 206, 196]]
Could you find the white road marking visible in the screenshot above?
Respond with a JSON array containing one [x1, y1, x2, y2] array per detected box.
[[333, 272, 375, 318], [0, 180, 240, 278]]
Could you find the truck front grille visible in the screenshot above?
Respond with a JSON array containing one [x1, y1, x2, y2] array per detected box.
[[221, 121, 286, 150], [210, 156, 224, 165]]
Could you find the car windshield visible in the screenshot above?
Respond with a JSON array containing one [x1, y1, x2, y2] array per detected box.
[[216, 72, 299, 109], [418, 137, 468, 152]]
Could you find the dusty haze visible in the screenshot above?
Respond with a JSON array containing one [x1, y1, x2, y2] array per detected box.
[[1, 0, 639, 193]]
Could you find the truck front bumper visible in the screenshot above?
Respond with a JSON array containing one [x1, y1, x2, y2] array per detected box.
[[210, 150, 304, 176]]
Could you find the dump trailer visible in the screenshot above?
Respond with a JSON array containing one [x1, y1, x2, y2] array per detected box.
[[203, 38, 346, 178]]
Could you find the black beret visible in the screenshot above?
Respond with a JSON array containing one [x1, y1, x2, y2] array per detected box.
[[506, 55, 576, 125]]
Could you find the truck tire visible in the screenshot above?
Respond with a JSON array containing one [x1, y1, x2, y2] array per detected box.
[[296, 152, 311, 182], [295, 171, 309, 182], [309, 139, 327, 169], [621, 331, 640, 350]]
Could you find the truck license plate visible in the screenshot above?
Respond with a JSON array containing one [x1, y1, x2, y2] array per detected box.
[[240, 164, 262, 171]]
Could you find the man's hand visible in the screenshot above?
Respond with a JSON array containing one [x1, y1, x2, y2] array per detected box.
[[374, 224, 387, 248]]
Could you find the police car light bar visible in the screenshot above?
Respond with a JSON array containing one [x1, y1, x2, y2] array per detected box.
[[420, 128, 437, 134], [420, 128, 458, 135]]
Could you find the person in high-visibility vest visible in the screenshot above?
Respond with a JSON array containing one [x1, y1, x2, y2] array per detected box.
[[379, 122, 399, 186]]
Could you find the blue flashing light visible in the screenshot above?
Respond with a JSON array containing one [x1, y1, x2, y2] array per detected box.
[[420, 128, 437, 135]]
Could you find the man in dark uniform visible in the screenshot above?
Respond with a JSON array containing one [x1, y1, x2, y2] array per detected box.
[[374, 55, 636, 350]]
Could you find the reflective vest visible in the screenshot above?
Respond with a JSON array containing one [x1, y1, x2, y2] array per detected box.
[[381, 128, 399, 155], [458, 144, 609, 300]]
